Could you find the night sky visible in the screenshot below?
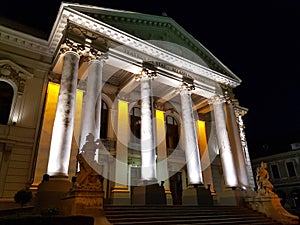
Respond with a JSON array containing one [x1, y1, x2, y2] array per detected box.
[[1, 0, 299, 158]]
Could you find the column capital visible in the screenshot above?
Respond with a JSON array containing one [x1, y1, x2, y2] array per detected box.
[[208, 94, 226, 105], [60, 39, 81, 56], [135, 67, 157, 81], [80, 38, 108, 62], [234, 105, 248, 117], [178, 81, 195, 93], [60, 38, 108, 62]]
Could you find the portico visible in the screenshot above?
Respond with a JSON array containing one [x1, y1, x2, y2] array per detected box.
[[32, 2, 254, 208]]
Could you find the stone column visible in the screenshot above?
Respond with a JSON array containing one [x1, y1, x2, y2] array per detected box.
[[37, 41, 81, 214], [47, 50, 80, 177], [137, 69, 157, 182], [79, 55, 106, 163], [235, 106, 255, 189], [225, 97, 249, 188], [209, 95, 238, 187], [180, 85, 203, 185]]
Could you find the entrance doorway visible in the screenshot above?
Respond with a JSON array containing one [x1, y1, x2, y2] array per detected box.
[[169, 172, 183, 205]]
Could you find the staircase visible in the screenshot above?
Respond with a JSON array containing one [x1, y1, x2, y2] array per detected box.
[[104, 205, 283, 225]]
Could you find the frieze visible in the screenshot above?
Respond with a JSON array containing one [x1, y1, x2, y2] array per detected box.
[[115, 46, 216, 88]]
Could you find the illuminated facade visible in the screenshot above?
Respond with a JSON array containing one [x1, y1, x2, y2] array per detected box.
[[0, 2, 255, 206]]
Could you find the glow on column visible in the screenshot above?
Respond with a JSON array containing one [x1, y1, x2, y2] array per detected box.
[[213, 102, 238, 187]]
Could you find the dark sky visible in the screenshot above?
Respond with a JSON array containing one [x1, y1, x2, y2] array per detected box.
[[1, 0, 300, 158]]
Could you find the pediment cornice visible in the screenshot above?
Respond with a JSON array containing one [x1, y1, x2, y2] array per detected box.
[[48, 3, 240, 88], [67, 4, 240, 80], [0, 25, 49, 56]]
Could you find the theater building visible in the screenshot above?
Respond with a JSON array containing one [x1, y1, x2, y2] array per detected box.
[[0, 2, 255, 206]]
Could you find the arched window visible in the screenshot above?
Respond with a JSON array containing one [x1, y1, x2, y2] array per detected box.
[[100, 101, 108, 139], [0, 81, 14, 125], [166, 115, 179, 149], [130, 107, 141, 143]]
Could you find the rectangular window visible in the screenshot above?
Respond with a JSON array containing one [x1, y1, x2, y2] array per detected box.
[[286, 162, 296, 177], [271, 165, 280, 179]]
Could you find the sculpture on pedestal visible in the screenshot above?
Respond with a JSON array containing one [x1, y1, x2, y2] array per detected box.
[[73, 153, 102, 190], [245, 161, 299, 224], [255, 161, 274, 196]]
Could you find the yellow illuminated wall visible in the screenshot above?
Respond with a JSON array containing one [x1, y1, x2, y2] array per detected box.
[[196, 120, 213, 187], [33, 82, 83, 185], [197, 120, 207, 156], [155, 110, 165, 147]]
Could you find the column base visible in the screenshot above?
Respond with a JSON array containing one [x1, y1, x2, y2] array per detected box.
[[219, 187, 247, 206], [132, 183, 166, 205], [111, 186, 131, 205], [35, 175, 72, 214], [62, 188, 104, 215], [182, 185, 213, 206], [61, 189, 111, 225], [165, 188, 173, 205]]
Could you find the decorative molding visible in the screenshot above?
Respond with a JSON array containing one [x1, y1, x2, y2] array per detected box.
[[207, 95, 226, 105], [0, 60, 33, 94], [0, 25, 49, 56], [135, 67, 157, 81], [49, 6, 241, 88]]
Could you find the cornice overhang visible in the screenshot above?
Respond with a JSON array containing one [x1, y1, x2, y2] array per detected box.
[[48, 3, 241, 88], [0, 25, 49, 56], [65, 4, 241, 82]]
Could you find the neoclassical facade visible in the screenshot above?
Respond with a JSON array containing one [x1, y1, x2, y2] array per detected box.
[[0, 3, 255, 206]]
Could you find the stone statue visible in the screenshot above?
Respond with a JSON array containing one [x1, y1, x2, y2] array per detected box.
[[73, 153, 102, 190], [256, 161, 274, 195]]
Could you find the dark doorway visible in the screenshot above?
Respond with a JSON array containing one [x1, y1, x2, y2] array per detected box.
[[0, 81, 14, 125], [169, 172, 183, 205]]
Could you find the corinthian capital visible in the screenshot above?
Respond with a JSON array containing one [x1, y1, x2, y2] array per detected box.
[[80, 38, 108, 62], [234, 105, 248, 117], [208, 95, 226, 105], [60, 39, 82, 54], [176, 76, 195, 94], [135, 67, 157, 81]]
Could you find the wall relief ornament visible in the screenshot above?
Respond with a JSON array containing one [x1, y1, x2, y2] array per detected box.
[[0, 60, 33, 94]]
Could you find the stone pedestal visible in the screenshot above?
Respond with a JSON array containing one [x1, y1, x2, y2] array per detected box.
[[165, 188, 173, 205], [246, 194, 299, 225], [132, 183, 166, 205], [61, 189, 111, 225], [111, 186, 131, 205], [182, 185, 213, 206], [219, 187, 247, 206], [35, 176, 72, 214]]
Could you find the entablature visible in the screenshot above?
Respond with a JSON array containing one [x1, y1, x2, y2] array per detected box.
[[49, 5, 241, 90]]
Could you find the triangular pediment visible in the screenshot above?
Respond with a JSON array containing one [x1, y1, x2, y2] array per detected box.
[[63, 3, 241, 83]]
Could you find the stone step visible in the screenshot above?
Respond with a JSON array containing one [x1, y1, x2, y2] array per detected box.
[[104, 205, 282, 225]]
